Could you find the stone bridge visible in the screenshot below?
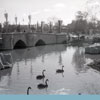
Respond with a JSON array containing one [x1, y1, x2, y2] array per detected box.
[[0, 32, 68, 50]]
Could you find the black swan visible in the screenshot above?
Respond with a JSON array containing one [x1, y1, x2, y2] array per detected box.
[[27, 87, 32, 95], [78, 93, 82, 95], [56, 66, 64, 73], [36, 70, 46, 79], [37, 79, 49, 89]]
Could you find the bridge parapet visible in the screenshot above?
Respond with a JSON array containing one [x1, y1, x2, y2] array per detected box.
[[0, 32, 68, 50]]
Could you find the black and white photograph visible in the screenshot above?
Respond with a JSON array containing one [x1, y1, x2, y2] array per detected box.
[[0, 0, 100, 95]]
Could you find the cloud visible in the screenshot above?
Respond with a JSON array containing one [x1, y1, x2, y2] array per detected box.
[[22, 11, 40, 17], [53, 3, 67, 12], [31, 11, 40, 15], [43, 8, 51, 12], [89, 1, 100, 7], [86, 0, 100, 7], [54, 3, 66, 8], [43, 3, 66, 15]]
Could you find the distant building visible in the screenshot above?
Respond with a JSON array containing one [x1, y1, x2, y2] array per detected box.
[[61, 25, 67, 33]]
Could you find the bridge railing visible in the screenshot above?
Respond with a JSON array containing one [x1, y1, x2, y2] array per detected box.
[[0, 31, 68, 35]]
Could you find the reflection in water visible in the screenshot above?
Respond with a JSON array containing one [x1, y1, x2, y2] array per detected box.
[[11, 45, 67, 62], [56, 65, 64, 77], [51, 88, 70, 95], [16, 60, 20, 76], [56, 72, 64, 77], [30, 59, 33, 76], [0, 68, 12, 87], [0, 44, 100, 94], [41, 55, 45, 63], [25, 58, 27, 66], [78, 79, 100, 94], [72, 47, 87, 74], [58, 52, 63, 66]]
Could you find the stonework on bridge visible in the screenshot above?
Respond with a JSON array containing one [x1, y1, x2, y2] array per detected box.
[[0, 32, 68, 50]]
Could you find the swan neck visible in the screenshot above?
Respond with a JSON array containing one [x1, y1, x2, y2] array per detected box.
[[27, 89, 30, 95], [45, 80, 48, 85], [42, 71, 44, 76]]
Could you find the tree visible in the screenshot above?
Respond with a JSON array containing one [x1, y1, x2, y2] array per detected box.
[[15, 16, 18, 25], [47, 16, 59, 25], [66, 11, 89, 37], [74, 11, 88, 36], [85, 0, 100, 33], [0, 23, 2, 32], [49, 22, 53, 33], [28, 15, 31, 29]]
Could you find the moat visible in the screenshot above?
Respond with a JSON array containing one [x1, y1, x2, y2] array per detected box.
[[0, 44, 100, 94]]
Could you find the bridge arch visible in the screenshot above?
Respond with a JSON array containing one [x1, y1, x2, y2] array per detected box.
[[62, 40, 67, 44], [14, 40, 27, 49], [35, 39, 46, 46]]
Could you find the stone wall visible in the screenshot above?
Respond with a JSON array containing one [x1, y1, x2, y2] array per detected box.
[[0, 32, 67, 50]]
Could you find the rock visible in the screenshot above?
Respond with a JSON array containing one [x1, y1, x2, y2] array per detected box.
[[0, 53, 12, 70], [87, 60, 100, 71], [85, 43, 100, 54], [93, 37, 100, 43]]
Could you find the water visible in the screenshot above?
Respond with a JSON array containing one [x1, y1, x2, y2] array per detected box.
[[0, 44, 100, 95]]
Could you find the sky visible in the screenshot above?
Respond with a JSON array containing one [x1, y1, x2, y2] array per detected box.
[[0, 0, 99, 25]]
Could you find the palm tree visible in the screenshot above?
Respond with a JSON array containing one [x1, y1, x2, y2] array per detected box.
[[28, 15, 31, 29], [4, 12, 8, 32], [15, 16, 18, 25], [4, 12, 8, 24]]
